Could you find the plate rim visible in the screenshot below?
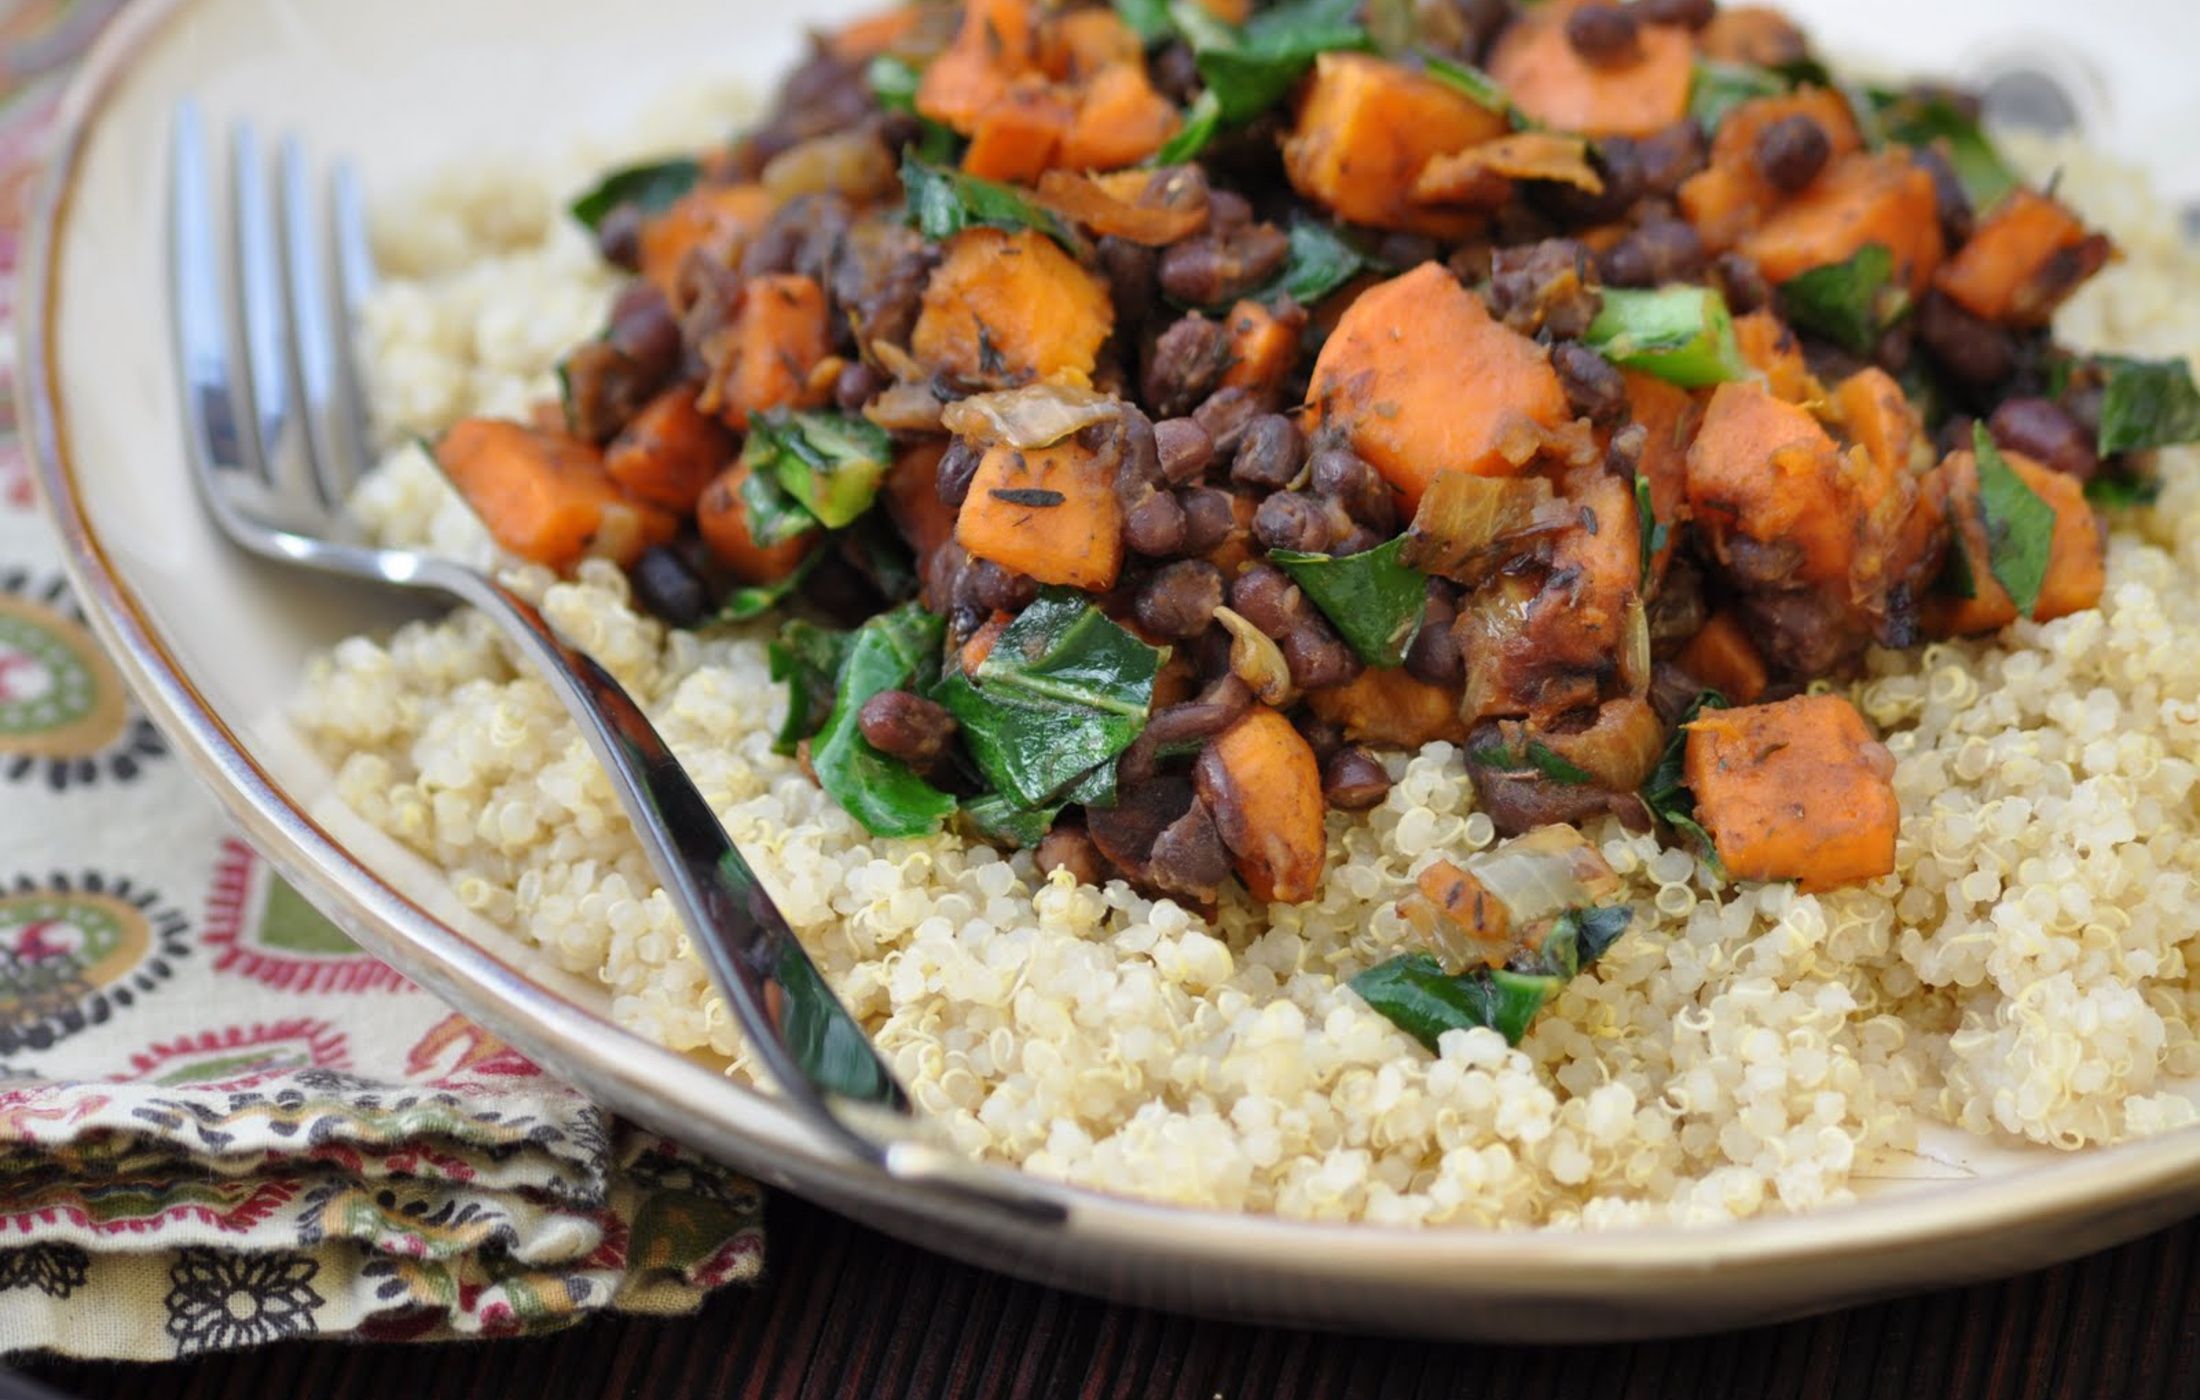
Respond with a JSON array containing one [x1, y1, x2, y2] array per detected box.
[[15, 0, 2200, 1330]]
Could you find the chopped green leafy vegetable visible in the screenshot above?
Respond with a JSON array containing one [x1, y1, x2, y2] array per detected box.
[[1153, 88, 1223, 164], [720, 551, 822, 624], [1265, 218, 1378, 307], [1171, 0, 1371, 124], [935, 591, 1162, 809], [737, 457, 823, 548], [901, 152, 1083, 251], [1971, 423, 2056, 617], [569, 158, 700, 234], [1641, 689, 1729, 870], [1113, 0, 1176, 45], [2085, 473, 2164, 509], [1585, 286, 1747, 388], [961, 792, 1063, 848], [744, 410, 893, 530], [1267, 537, 1426, 667], [1351, 903, 1635, 1048], [1467, 735, 1596, 786], [1869, 89, 2016, 209], [768, 619, 855, 756], [809, 605, 956, 838], [1422, 53, 1515, 120], [866, 54, 921, 113], [2092, 355, 2200, 455], [1778, 242, 1906, 355], [1688, 60, 1787, 133], [1634, 473, 1669, 589]]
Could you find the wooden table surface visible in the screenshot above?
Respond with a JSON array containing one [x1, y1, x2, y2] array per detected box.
[[12, 1193, 2198, 1398]]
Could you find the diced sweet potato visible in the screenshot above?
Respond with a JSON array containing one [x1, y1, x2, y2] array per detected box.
[[438, 419, 675, 571], [1830, 367, 1929, 482], [917, 0, 1040, 133], [637, 184, 775, 302], [1684, 693, 1898, 891], [1046, 7, 1143, 77], [1623, 369, 1698, 586], [1485, 2, 1695, 138], [1059, 62, 1179, 171], [1933, 188, 2113, 328], [696, 459, 820, 584], [703, 274, 832, 428], [1304, 667, 1471, 748], [1281, 53, 1508, 237], [962, 82, 1072, 182], [1684, 380, 1851, 586], [912, 227, 1115, 386], [959, 609, 1014, 674], [1673, 611, 1768, 703], [881, 440, 960, 610], [1738, 151, 1945, 294], [1520, 469, 1640, 677], [955, 438, 1124, 588], [1923, 447, 2106, 634], [1307, 263, 1570, 508], [1731, 310, 1819, 403], [1220, 299, 1303, 397], [603, 386, 735, 511], [1697, 5, 1810, 69], [1194, 705, 1327, 904], [1680, 89, 1863, 250], [827, 6, 920, 63]]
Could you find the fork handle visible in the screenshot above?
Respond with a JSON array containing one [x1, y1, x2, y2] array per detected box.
[[427, 562, 913, 1158]]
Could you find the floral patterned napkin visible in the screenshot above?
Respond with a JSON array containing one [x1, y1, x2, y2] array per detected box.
[[0, 0, 761, 1361]]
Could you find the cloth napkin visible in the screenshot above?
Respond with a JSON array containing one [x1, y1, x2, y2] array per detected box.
[[0, 0, 761, 1361]]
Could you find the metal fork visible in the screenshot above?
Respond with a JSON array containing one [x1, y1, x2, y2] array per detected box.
[[165, 102, 941, 1182]]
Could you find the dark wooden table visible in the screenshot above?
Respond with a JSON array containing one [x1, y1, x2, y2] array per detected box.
[[13, 1193, 2200, 1398]]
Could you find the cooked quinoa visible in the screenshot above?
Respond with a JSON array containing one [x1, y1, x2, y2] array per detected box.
[[296, 122, 2200, 1228]]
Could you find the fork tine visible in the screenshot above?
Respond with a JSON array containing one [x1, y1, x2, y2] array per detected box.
[[229, 122, 292, 488], [170, 101, 252, 496], [330, 159, 380, 478], [280, 135, 351, 507]]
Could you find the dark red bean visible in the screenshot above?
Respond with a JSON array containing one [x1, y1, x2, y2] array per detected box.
[[630, 546, 712, 628], [1552, 343, 1629, 425], [1753, 114, 1831, 194], [1154, 417, 1216, 484], [1231, 414, 1306, 489], [1253, 492, 1343, 554], [1135, 561, 1226, 639], [1564, 3, 1641, 65], [1710, 251, 1772, 315], [1294, 713, 1346, 765], [1600, 217, 1705, 289], [1035, 825, 1105, 885], [1322, 747, 1394, 810], [1917, 292, 2017, 385], [1634, 0, 1715, 29], [1124, 490, 1190, 556], [959, 558, 1037, 613], [596, 203, 645, 271], [1405, 580, 1464, 687], [1145, 313, 1231, 419], [1282, 626, 1362, 690], [1227, 563, 1299, 636], [1145, 796, 1233, 901], [1635, 121, 1708, 197], [1177, 487, 1238, 556], [1914, 146, 1976, 247], [1096, 236, 1159, 335], [1307, 447, 1395, 532], [1488, 238, 1603, 340], [936, 440, 982, 508], [1159, 221, 1292, 307], [1989, 397, 2101, 481], [1193, 386, 1265, 456], [857, 690, 958, 769], [833, 359, 884, 414]]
